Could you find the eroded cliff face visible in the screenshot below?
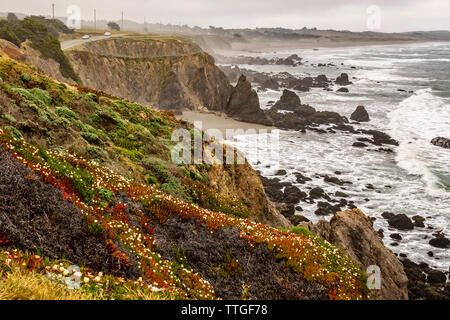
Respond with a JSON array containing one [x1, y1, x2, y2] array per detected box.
[[0, 39, 75, 84], [305, 209, 409, 300], [207, 161, 291, 228], [66, 36, 232, 113]]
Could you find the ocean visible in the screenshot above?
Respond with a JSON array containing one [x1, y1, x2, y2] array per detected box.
[[225, 42, 450, 271]]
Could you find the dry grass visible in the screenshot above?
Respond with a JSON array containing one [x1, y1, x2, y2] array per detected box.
[[0, 269, 174, 300], [0, 270, 92, 300]]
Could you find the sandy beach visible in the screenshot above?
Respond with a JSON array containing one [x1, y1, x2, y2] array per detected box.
[[180, 111, 275, 139]]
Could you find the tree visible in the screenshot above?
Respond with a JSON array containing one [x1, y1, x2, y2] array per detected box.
[[7, 13, 19, 23], [107, 22, 120, 31]]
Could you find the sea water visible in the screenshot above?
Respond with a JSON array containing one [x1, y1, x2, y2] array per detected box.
[[225, 42, 450, 271]]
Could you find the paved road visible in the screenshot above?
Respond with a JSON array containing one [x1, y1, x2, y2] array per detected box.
[[61, 33, 127, 50]]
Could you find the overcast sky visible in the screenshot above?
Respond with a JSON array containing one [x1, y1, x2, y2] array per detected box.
[[2, 0, 450, 32]]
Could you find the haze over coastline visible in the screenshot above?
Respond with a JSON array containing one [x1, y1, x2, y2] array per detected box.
[[2, 0, 450, 32]]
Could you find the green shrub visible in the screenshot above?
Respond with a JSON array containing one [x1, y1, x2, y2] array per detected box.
[[20, 73, 31, 82], [81, 132, 100, 145], [4, 125, 22, 139], [87, 222, 105, 235], [11, 87, 52, 106], [97, 186, 115, 201], [146, 171, 157, 185], [87, 145, 102, 158], [56, 106, 78, 119], [290, 226, 313, 237], [2, 113, 17, 123]]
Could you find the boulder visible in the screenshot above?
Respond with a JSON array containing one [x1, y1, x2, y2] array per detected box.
[[226, 75, 267, 123], [337, 87, 349, 93], [314, 202, 340, 216], [312, 209, 409, 300], [261, 78, 280, 91], [431, 137, 450, 149], [427, 270, 446, 285], [283, 186, 307, 204], [289, 214, 310, 225], [350, 105, 370, 122], [276, 203, 295, 218], [335, 73, 352, 86], [388, 214, 414, 230], [272, 89, 302, 111], [309, 187, 326, 200], [412, 215, 425, 228], [429, 235, 450, 249]]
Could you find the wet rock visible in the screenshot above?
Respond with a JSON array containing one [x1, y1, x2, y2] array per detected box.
[[275, 169, 287, 176], [427, 270, 446, 285], [314, 202, 340, 216], [276, 203, 295, 218], [412, 215, 425, 228], [283, 186, 307, 204], [312, 209, 409, 299], [383, 212, 395, 220], [350, 105, 370, 122], [431, 137, 450, 149], [261, 78, 280, 91], [359, 129, 399, 146], [390, 233, 402, 241], [309, 187, 326, 200], [429, 235, 450, 249], [324, 175, 345, 186], [315, 74, 328, 83], [352, 142, 367, 148], [336, 87, 349, 93], [226, 75, 267, 123], [272, 89, 301, 111], [335, 73, 352, 86], [388, 214, 414, 230], [335, 191, 349, 198], [294, 172, 312, 184], [289, 215, 310, 226]]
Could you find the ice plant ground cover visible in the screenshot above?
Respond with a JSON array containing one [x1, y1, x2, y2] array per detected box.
[[0, 53, 250, 219], [0, 53, 371, 300], [0, 250, 174, 300], [0, 127, 371, 300]]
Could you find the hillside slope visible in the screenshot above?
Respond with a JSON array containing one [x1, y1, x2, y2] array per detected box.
[[0, 51, 287, 228], [0, 53, 372, 300]]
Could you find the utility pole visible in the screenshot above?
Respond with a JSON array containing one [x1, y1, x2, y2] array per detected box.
[[52, 3, 55, 19], [121, 11, 124, 31], [94, 9, 96, 32]]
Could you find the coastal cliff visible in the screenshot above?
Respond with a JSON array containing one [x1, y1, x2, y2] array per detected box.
[[66, 36, 232, 113], [0, 53, 372, 300]]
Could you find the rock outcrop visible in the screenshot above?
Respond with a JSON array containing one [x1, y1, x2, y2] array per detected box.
[[207, 161, 291, 228], [335, 73, 352, 86], [67, 36, 232, 113], [272, 89, 302, 111], [309, 209, 409, 300], [350, 105, 370, 122], [225, 75, 267, 123], [431, 137, 450, 149]]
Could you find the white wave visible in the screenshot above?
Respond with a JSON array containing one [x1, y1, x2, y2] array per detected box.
[[388, 88, 450, 196]]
